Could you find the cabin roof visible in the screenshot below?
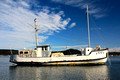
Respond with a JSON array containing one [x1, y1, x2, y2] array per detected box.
[[37, 45, 50, 47], [19, 49, 36, 51]]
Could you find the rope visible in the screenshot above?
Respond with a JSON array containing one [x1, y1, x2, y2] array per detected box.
[[10, 48, 13, 54], [89, 15, 107, 48], [107, 52, 111, 66], [51, 34, 86, 45]]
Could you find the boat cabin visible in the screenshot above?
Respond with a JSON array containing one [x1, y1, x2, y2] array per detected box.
[[81, 47, 93, 55], [18, 49, 37, 57], [36, 45, 51, 57], [18, 45, 51, 57]]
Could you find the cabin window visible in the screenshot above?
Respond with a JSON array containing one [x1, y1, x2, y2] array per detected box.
[[20, 51, 23, 54], [45, 47, 47, 50], [24, 52, 28, 54], [88, 49, 89, 51], [42, 47, 44, 51], [42, 47, 47, 51]]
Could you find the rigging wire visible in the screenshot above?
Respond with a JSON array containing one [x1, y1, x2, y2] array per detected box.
[[108, 53, 111, 66], [90, 15, 107, 48], [51, 34, 86, 46], [26, 23, 37, 48]]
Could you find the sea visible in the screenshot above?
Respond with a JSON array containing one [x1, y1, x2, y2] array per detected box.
[[0, 56, 120, 80]]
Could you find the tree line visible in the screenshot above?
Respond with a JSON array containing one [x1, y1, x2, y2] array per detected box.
[[0, 49, 120, 56]]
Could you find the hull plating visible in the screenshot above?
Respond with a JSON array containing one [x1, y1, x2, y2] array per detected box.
[[10, 54, 108, 66], [14, 58, 107, 66]]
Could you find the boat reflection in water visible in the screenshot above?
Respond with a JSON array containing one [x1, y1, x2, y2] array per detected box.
[[9, 65, 110, 80]]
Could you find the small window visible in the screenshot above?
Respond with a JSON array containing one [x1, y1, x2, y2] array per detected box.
[[42, 47, 44, 51], [45, 47, 47, 50], [20, 51, 23, 54], [42, 47, 47, 51], [24, 52, 28, 54], [88, 49, 89, 51]]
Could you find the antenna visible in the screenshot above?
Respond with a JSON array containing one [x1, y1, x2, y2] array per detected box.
[[34, 18, 39, 47], [87, 5, 91, 47]]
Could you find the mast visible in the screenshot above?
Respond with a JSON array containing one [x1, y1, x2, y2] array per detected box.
[[87, 5, 91, 47], [34, 18, 39, 47]]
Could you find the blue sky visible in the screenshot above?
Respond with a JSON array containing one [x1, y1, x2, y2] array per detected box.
[[0, 0, 120, 50]]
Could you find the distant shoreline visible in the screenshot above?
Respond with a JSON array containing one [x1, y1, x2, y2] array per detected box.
[[0, 49, 18, 55], [0, 49, 120, 56], [109, 52, 120, 56]]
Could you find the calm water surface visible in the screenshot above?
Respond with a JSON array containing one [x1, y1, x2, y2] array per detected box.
[[0, 56, 120, 80]]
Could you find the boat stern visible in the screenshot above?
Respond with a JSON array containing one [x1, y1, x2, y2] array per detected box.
[[9, 54, 18, 63]]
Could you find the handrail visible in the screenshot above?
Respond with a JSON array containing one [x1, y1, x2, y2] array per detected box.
[[51, 45, 88, 49]]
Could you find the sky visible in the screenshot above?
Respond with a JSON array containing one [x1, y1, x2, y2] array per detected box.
[[0, 0, 120, 50]]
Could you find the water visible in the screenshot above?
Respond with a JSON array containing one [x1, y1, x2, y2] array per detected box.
[[0, 56, 120, 80]]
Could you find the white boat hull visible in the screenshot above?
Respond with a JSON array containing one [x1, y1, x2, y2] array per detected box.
[[43, 58, 107, 65], [10, 49, 108, 66]]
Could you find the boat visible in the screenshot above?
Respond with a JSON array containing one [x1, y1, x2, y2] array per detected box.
[[10, 5, 108, 66]]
